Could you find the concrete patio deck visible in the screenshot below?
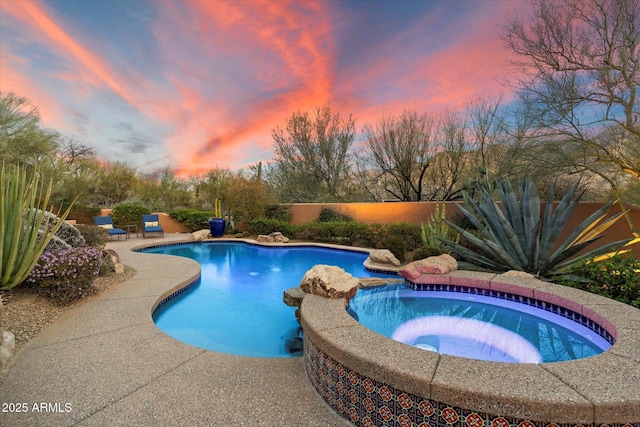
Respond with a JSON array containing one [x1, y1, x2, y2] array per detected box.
[[0, 234, 348, 426]]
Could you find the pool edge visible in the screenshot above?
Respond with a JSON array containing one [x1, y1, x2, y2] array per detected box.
[[300, 270, 640, 425]]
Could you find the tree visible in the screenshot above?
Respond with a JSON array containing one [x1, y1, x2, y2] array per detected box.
[[135, 168, 192, 211], [503, 0, 640, 221], [357, 110, 436, 201], [225, 170, 273, 223], [267, 106, 355, 202], [425, 112, 471, 201], [57, 136, 96, 166], [0, 92, 60, 168], [93, 162, 138, 207], [192, 168, 233, 211]]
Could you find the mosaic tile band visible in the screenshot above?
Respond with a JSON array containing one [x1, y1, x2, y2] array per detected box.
[[304, 338, 638, 427]]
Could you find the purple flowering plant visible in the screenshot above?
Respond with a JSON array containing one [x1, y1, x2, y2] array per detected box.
[[26, 247, 103, 304]]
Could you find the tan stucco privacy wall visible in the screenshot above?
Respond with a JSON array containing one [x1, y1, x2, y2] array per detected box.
[[288, 202, 640, 258], [95, 201, 640, 257]]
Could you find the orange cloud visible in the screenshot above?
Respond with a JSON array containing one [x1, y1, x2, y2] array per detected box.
[[1, 0, 531, 178], [0, 0, 150, 118], [156, 0, 341, 177], [0, 50, 65, 127]]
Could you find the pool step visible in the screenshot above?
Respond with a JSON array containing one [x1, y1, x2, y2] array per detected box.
[[283, 286, 306, 307]]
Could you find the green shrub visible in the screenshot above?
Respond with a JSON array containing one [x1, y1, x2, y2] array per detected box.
[[249, 218, 425, 254], [169, 208, 216, 232], [265, 204, 291, 222], [293, 221, 372, 246], [111, 204, 151, 228], [381, 236, 407, 263], [317, 208, 353, 222], [556, 255, 640, 308], [65, 204, 102, 225], [386, 223, 422, 251], [25, 247, 103, 305], [250, 218, 298, 236], [296, 222, 342, 243], [412, 246, 443, 261], [76, 224, 108, 249]]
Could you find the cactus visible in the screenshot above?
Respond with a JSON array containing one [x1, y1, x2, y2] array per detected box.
[[421, 203, 457, 252], [214, 198, 222, 218]]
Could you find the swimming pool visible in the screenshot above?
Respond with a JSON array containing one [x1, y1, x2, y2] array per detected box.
[[348, 284, 611, 363], [144, 242, 395, 358]]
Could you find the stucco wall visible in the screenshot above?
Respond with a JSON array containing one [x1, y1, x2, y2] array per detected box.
[[288, 202, 640, 257]]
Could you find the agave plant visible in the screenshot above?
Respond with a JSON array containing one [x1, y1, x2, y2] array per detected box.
[[439, 177, 635, 278], [1, 163, 73, 341]]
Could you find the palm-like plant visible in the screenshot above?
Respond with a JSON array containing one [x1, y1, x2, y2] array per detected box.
[[1, 163, 73, 342], [439, 177, 635, 278]]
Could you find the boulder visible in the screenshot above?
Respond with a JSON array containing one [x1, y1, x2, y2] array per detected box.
[[283, 286, 306, 307], [399, 254, 458, 280], [104, 249, 125, 274], [257, 232, 290, 243], [191, 229, 211, 242], [300, 265, 359, 300], [271, 232, 289, 243], [0, 331, 15, 370], [366, 249, 401, 267]]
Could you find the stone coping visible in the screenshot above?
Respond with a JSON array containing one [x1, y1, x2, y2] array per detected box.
[[134, 237, 376, 254], [300, 270, 640, 424]]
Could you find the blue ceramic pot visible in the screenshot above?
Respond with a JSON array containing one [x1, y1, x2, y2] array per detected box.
[[209, 218, 226, 238]]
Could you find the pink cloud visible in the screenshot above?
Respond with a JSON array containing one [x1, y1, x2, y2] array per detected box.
[[2, 2, 129, 103], [0, 50, 66, 127], [1, 0, 531, 178], [152, 0, 343, 177]]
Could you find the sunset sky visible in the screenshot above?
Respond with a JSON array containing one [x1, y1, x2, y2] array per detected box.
[[0, 0, 530, 177]]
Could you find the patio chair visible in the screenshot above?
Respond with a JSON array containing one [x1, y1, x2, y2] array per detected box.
[[142, 214, 164, 238], [93, 216, 128, 240]]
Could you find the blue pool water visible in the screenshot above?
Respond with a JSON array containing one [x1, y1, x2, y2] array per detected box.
[[145, 242, 395, 358], [348, 285, 612, 363]]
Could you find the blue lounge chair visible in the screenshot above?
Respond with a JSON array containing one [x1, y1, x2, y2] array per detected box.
[[93, 216, 128, 240], [142, 214, 164, 238]]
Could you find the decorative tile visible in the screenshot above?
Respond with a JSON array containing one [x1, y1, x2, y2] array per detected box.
[[304, 338, 640, 427]]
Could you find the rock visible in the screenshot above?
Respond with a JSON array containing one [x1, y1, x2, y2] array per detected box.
[[283, 286, 306, 307], [300, 265, 359, 300], [271, 232, 290, 243], [104, 249, 125, 274], [366, 249, 401, 267], [191, 229, 211, 241], [399, 254, 458, 280], [0, 331, 16, 370], [257, 232, 290, 243], [358, 277, 405, 288]]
